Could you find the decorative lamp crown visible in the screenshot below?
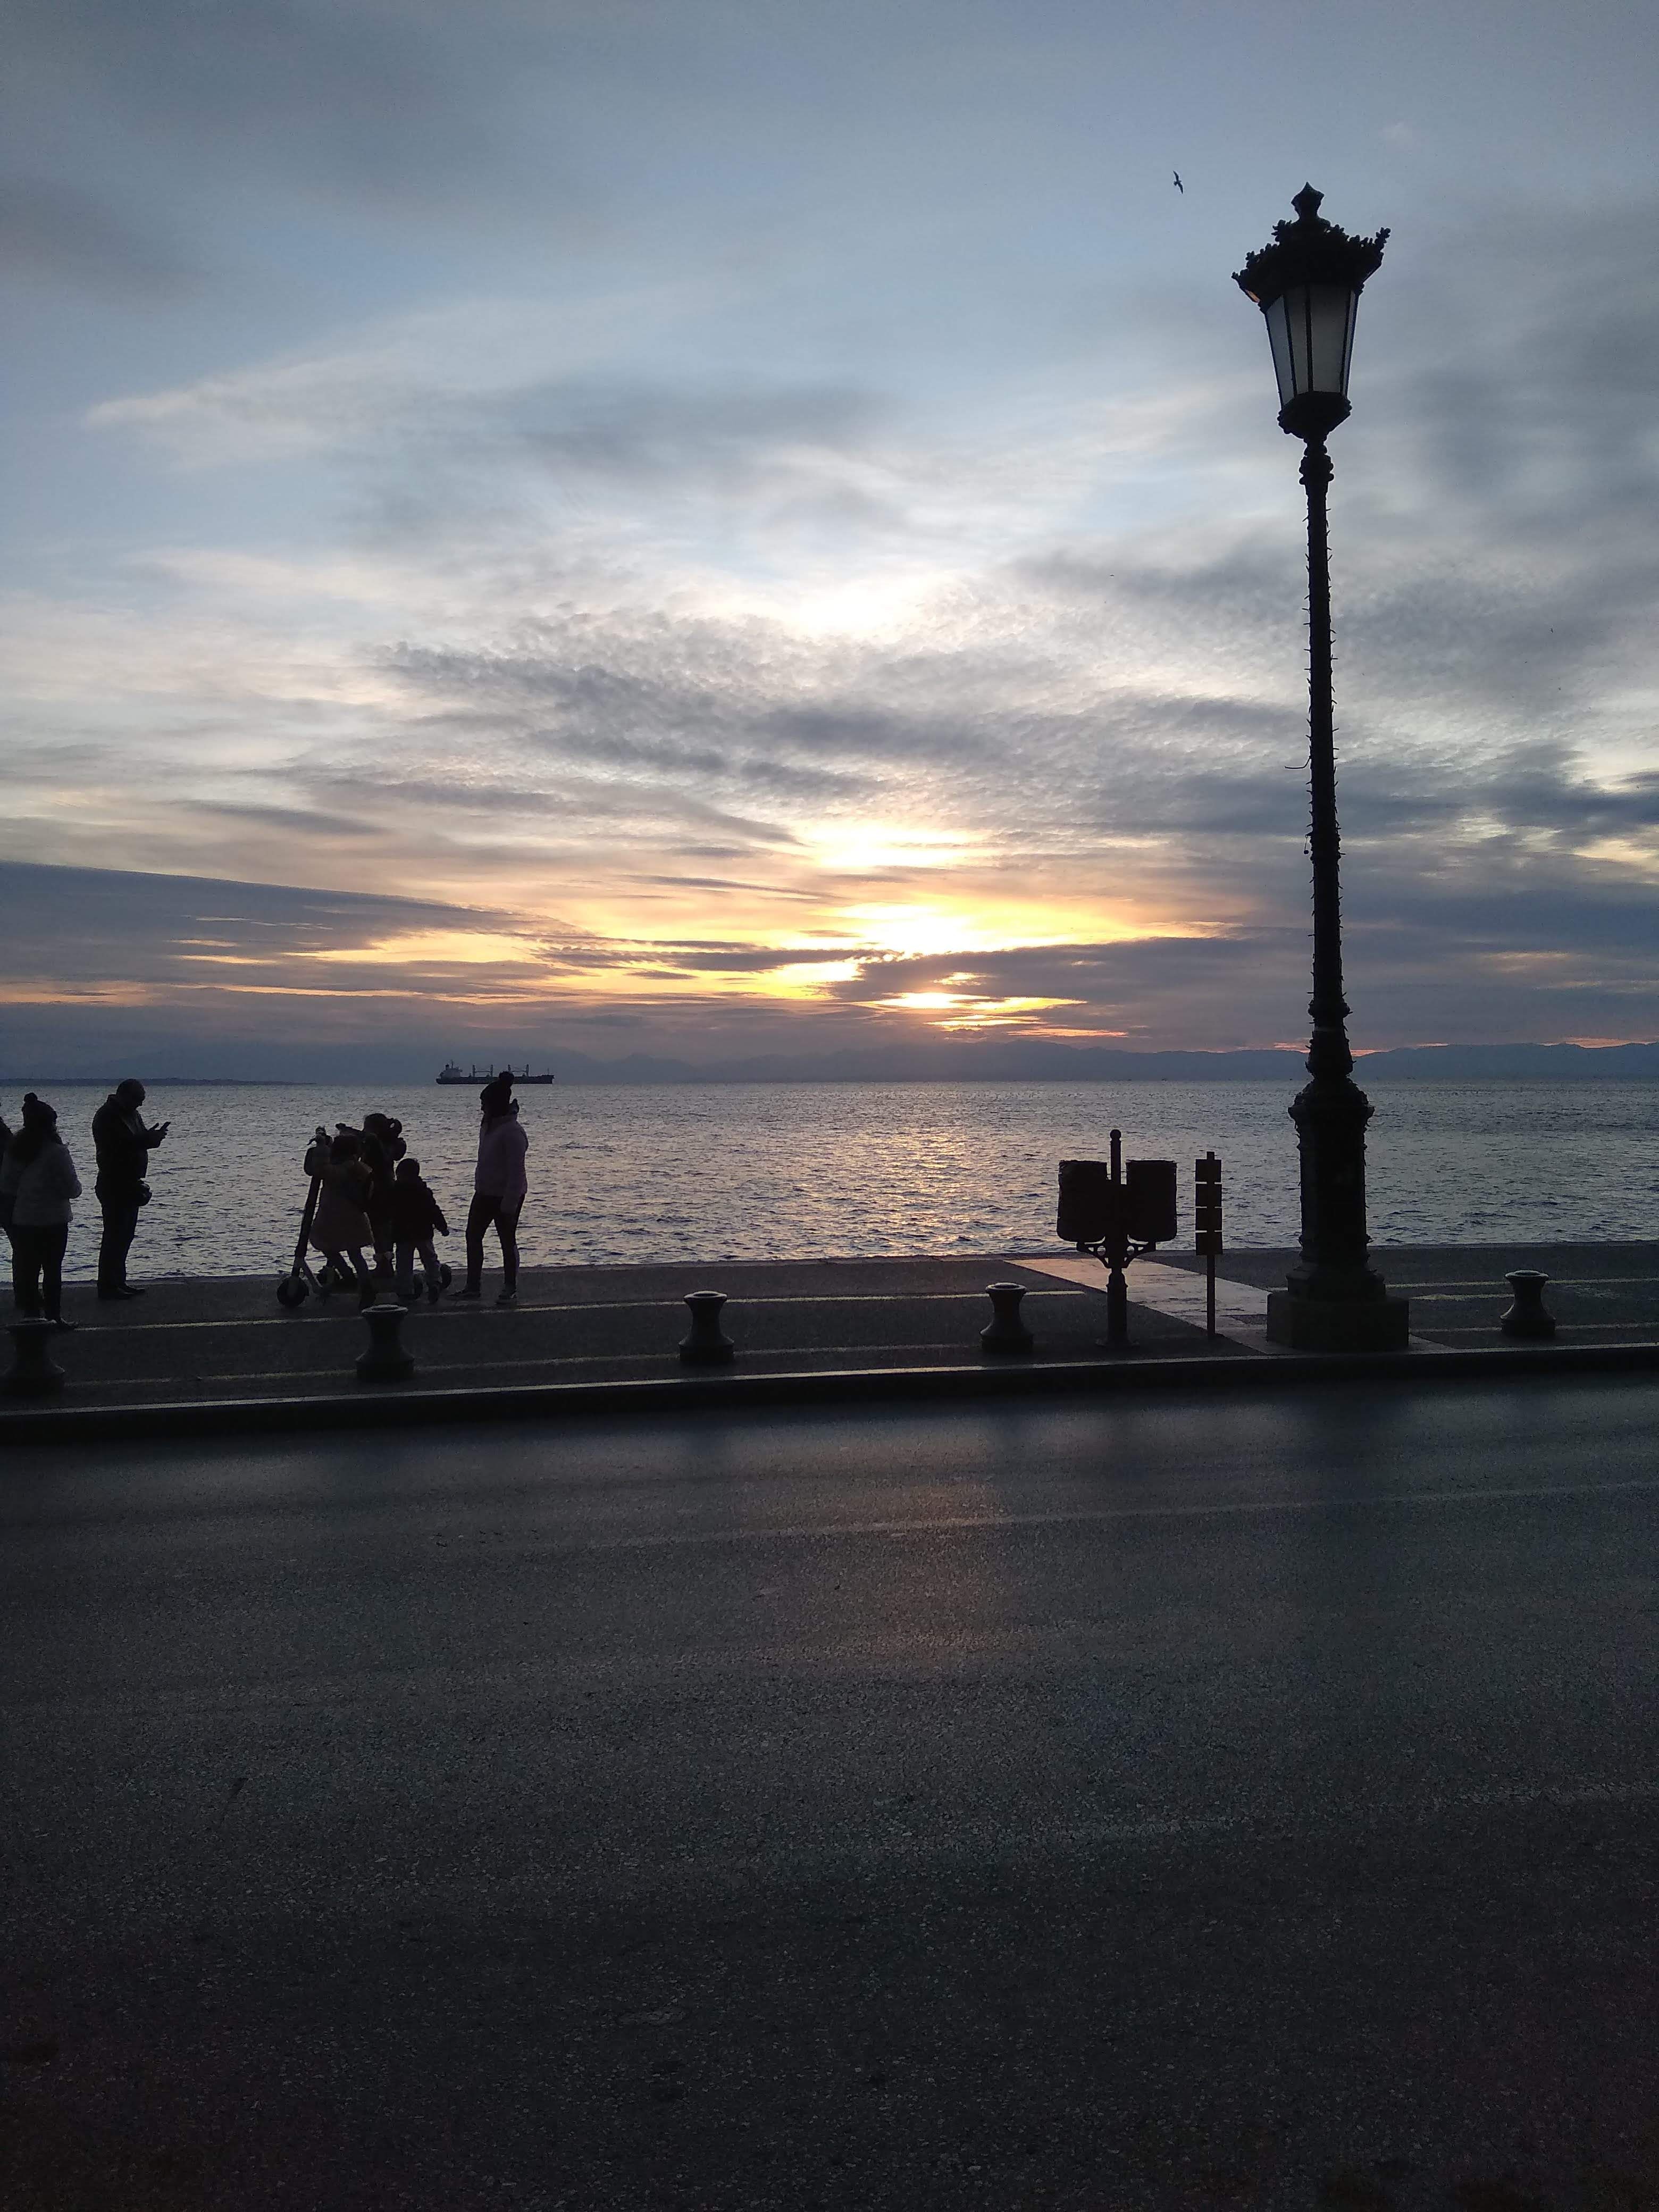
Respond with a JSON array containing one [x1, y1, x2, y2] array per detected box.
[[1232, 185, 1389, 309]]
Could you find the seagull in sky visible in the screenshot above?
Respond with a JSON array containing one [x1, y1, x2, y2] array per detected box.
[[1173, 170, 1184, 193]]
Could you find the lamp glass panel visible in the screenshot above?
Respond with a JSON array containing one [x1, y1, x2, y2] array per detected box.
[[1278, 283, 1359, 397], [1264, 295, 1296, 407], [1307, 284, 1356, 393], [1338, 289, 1360, 390]]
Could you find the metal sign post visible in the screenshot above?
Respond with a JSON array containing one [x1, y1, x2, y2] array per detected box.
[[1057, 1130, 1178, 1350], [1195, 1152, 1222, 1339], [1103, 1129, 1129, 1345]]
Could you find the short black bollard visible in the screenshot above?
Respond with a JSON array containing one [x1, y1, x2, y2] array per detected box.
[[981, 1281, 1035, 1356], [356, 1302, 414, 1382], [1501, 1269, 1556, 1340], [4, 1318, 66, 1399], [679, 1291, 735, 1365]]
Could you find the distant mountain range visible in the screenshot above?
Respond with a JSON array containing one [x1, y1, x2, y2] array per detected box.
[[10, 1041, 1658, 1086], [533, 1040, 1659, 1084]]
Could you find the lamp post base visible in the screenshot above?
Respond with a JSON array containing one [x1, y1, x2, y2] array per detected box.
[[1266, 1288, 1410, 1352]]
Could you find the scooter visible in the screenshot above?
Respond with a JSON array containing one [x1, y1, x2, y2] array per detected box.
[[276, 1128, 338, 1308]]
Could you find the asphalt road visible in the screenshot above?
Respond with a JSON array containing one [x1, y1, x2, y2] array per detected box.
[[4, 1380, 1658, 2211]]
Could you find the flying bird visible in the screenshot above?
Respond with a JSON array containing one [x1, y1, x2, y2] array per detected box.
[[1173, 170, 1184, 192]]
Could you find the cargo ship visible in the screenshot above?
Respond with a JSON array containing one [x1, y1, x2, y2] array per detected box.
[[436, 1062, 555, 1085]]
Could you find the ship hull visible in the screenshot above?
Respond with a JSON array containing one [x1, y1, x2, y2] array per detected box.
[[435, 1069, 555, 1084]]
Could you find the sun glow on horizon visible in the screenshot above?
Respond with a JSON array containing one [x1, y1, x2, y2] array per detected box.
[[876, 989, 1080, 1029]]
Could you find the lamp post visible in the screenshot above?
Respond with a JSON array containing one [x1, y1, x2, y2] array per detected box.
[[1235, 185, 1410, 1352]]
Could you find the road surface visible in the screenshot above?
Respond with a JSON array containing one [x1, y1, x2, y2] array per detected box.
[[4, 1378, 1657, 2208]]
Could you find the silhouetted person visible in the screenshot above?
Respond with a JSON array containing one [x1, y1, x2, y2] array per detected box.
[[0, 1105, 13, 1247], [1, 1095, 82, 1329], [357, 1112, 406, 1278], [456, 1077, 527, 1307], [389, 1155, 449, 1304], [92, 1078, 169, 1299], [304, 1127, 377, 1307]]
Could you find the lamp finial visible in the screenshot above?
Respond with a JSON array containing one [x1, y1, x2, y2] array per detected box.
[[1292, 183, 1323, 222]]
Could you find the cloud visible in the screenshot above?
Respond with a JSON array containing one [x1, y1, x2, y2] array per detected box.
[[87, 325, 873, 484], [183, 801, 388, 840], [4, 835, 1656, 1079], [88, 332, 449, 466], [0, 860, 529, 983], [12, 172, 1659, 1060], [7, 0, 506, 205], [513, 380, 882, 488], [0, 174, 197, 297]]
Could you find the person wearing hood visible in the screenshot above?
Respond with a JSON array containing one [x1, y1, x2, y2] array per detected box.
[[1, 1094, 82, 1328], [91, 1078, 169, 1299], [455, 1076, 528, 1307]]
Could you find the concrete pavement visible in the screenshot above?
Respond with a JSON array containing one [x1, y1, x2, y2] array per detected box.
[[3, 1243, 1657, 1439], [3, 1377, 1658, 2209]]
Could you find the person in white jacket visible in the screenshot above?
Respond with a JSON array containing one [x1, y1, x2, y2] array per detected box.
[[455, 1077, 529, 1307], [1, 1093, 82, 1328]]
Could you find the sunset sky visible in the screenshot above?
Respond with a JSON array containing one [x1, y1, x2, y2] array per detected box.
[[4, 0, 1658, 1076]]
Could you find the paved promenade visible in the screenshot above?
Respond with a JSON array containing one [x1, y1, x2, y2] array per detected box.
[[4, 1243, 1656, 1432]]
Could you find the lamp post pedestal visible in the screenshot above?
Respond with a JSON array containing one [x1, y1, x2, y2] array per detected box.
[[1267, 1287, 1409, 1352], [1266, 1075, 1410, 1349]]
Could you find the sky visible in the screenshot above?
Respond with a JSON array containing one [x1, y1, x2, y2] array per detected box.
[[4, 0, 1658, 1077]]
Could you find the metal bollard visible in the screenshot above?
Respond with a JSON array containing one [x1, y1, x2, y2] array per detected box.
[[1500, 1270, 1556, 1340], [4, 1318, 66, 1399], [356, 1302, 415, 1382], [679, 1290, 735, 1365], [981, 1281, 1035, 1356]]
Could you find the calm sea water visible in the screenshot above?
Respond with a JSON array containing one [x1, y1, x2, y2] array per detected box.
[[16, 1079, 1659, 1284]]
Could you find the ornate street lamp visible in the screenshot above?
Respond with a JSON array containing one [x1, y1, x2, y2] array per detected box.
[[1235, 185, 1409, 1351]]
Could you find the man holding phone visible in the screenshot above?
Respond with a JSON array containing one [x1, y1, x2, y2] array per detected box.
[[91, 1078, 169, 1299]]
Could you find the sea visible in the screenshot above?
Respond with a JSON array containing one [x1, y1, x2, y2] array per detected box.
[[14, 1078, 1658, 1286]]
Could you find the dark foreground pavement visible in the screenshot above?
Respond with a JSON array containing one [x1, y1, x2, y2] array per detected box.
[[4, 1377, 1658, 2210]]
